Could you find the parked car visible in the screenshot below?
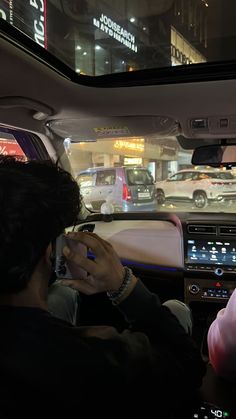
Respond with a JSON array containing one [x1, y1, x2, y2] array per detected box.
[[155, 169, 236, 208], [77, 166, 157, 212]]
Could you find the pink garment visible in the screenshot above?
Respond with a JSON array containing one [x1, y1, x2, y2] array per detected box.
[[207, 288, 236, 382]]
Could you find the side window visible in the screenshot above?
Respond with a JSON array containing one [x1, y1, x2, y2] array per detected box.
[[198, 172, 212, 180], [77, 173, 94, 187], [127, 169, 154, 185], [183, 172, 199, 181], [217, 172, 234, 180], [0, 127, 48, 161], [191, 172, 199, 180], [168, 173, 183, 181], [96, 170, 116, 186], [183, 172, 194, 181], [0, 132, 27, 161]]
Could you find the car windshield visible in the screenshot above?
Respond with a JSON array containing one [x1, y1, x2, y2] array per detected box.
[[0, 0, 236, 77], [65, 137, 236, 213], [2, 1, 236, 214]]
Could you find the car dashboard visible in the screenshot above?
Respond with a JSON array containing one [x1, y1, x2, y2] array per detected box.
[[75, 211, 236, 307], [74, 211, 236, 418]]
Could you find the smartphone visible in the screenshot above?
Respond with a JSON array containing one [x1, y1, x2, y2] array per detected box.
[[54, 234, 88, 280]]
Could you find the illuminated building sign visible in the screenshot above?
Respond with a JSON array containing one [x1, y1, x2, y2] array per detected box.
[[93, 14, 138, 53], [124, 157, 142, 165], [0, 8, 6, 20], [29, 0, 47, 48], [0, 0, 13, 24], [94, 126, 130, 137], [171, 26, 205, 66], [0, 138, 27, 160], [0, 0, 47, 48], [114, 139, 144, 152], [171, 45, 193, 65]]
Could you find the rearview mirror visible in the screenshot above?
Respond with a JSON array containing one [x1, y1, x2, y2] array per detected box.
[[192, 144, 236, 166]]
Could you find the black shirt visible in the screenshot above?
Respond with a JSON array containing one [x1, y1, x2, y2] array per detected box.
[[0, 281, 205, 418]]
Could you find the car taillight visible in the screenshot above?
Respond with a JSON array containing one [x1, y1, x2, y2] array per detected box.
[[122, 184, 132, 201]]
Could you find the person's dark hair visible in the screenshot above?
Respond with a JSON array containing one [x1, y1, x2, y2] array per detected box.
[[0, 156, 81, 294]]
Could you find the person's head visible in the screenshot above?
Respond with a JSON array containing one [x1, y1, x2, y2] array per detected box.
[[0, 157, 81, 294]]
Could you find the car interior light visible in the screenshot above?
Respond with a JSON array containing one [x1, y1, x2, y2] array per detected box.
[[32, 111, 49, 120]]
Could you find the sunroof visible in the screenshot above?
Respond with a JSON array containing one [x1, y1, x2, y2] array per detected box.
[[0, 0, 236, 77]]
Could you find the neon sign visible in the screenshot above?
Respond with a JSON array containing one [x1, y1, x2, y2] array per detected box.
[[29, 0, 47, 48], [93, 14, 137, 53], [0, 0, 13, 24], [114, 139, 144, 152]]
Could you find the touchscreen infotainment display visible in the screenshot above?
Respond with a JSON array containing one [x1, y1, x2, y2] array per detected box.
[[187, 239, 236, 266]]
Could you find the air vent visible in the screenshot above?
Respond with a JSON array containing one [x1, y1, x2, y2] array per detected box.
[[219, 226, 236, 236], [187, 224, 217, 235]]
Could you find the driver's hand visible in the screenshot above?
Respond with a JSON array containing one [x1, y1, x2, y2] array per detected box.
[[61, 232, 128, 295]]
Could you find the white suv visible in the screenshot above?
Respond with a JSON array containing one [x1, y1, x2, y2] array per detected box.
[[155, 169, 236, 208]]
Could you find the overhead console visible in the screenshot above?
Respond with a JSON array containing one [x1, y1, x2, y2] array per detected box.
[[183, 222, 236, 305], [188, 115, 236, 138]]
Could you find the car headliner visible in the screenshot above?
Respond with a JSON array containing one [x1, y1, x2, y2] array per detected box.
[[1, 34, 236, 148]]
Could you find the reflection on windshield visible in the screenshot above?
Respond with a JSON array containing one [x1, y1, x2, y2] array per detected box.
[[1, 0, 236, 76], [66, 137, 236, 214]]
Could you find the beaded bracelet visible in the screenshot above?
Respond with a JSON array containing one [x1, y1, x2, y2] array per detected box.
[[106, 266, 133, 306]]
